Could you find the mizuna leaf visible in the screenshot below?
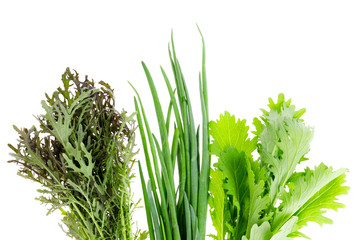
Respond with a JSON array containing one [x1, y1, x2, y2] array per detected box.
[[208, 168, 225, 240], [245, 158, 269, 238], [273, 163, 349, 233], [217, 148, 248, 212], [40, 89, 94, 146], [242, 222, 272, 240], [260, 108, 314, 205], [62, 142, 95, 179], [210, 111, 256, 157], [271, 217, 298, 240], [241, 217, 297, 240], [216, 147, 249, 238]]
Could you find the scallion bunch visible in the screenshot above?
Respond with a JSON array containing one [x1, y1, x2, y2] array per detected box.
[[131, 31, 210, 240]]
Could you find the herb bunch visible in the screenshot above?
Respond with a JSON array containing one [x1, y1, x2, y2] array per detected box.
[[208, 94, 349, 239], [8, 68, 146, 240], [131, 31, 210, 240]]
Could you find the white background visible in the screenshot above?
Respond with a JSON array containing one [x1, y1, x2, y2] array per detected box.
[[0, 1, 361, 239]]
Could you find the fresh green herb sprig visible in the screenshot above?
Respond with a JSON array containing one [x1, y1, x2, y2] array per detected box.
[[208, 94, 349, 240], [131, 30, 210, 240], [8, 68, 147, 240]]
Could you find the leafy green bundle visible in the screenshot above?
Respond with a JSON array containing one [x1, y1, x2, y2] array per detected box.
[[8, 68, 145, 240], [208, 94, 349, 239], [131, 31, 210, 240]]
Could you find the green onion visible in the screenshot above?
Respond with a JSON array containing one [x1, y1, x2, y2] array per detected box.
[[131, 29, 209, 240]]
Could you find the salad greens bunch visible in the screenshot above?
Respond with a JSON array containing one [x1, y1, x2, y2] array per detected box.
[[8, 32, 349, 240], [8, 68, 146, 240], [208, 94, 349, 240]]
